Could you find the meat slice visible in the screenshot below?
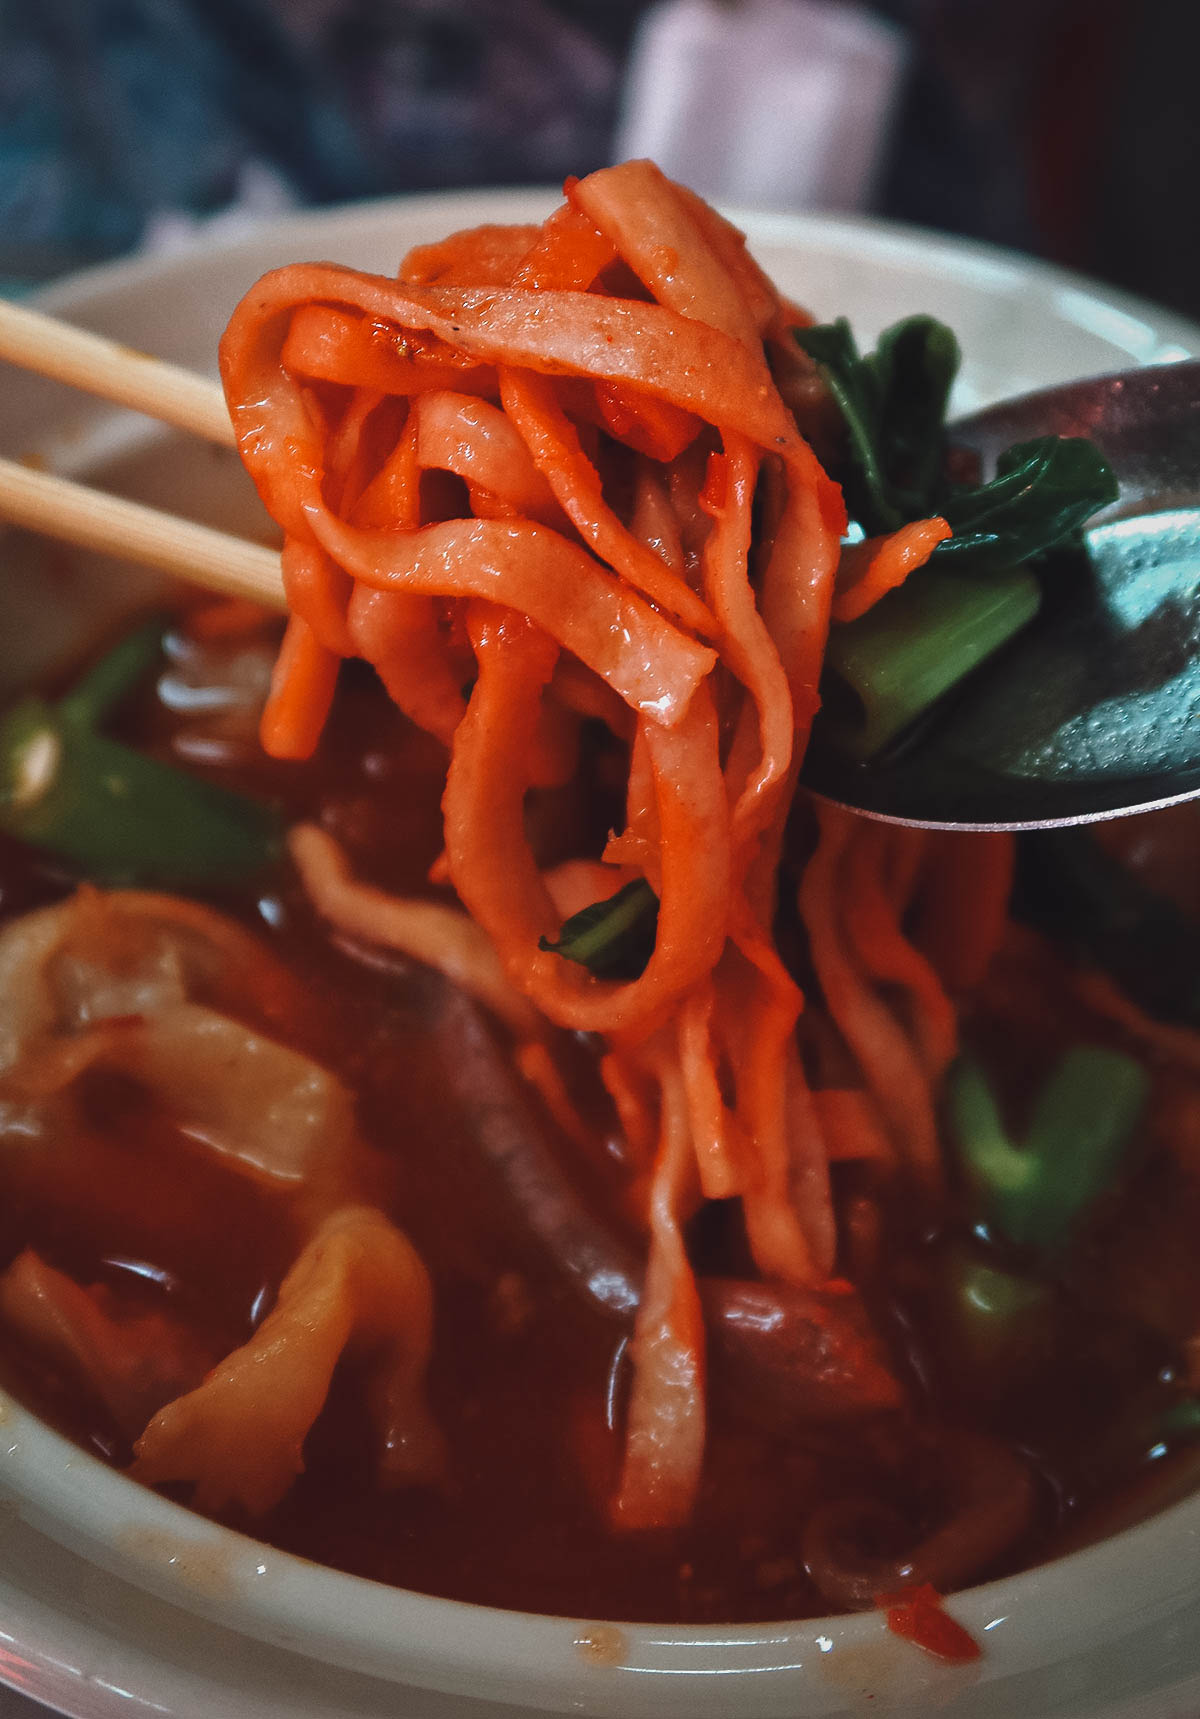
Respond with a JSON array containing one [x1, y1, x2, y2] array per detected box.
[[442, 989, 902, 1422]]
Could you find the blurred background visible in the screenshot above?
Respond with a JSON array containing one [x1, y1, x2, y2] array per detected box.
[[0, 0, 1194, 320]]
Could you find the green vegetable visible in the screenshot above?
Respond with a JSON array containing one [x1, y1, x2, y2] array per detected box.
[[871, 317, 963, 512], [794, 315, 959, 533], [794, 315, 1117, 573], [1015, 830, 1200, 1031], [538, 877, 658, 980], [0, 621, 280, 886], [956, 1254, 1046, 1323], [936, 437, 1119, 575], [948, 1047, 1150, 1254], [795, 314, 1117, 760], [823, 565, 1041, 757], [946, 1246, 1049, 1368], [1159, 1399, 1200, 1441], [58, 620, 165, 728]]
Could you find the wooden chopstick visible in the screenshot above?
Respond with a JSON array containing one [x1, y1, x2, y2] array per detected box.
[[0, 455, 284, 607], [0, 297, 235, 449], [0, 299, 283, 602]]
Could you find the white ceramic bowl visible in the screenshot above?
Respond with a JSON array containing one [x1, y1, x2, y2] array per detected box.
[[2, 192, 1200, 1719]]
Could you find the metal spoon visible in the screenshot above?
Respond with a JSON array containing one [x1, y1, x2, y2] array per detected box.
[[800, 359, 1200, 830]]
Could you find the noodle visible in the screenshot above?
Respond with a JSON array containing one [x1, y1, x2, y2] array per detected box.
[[214, 163, 955, 1528]]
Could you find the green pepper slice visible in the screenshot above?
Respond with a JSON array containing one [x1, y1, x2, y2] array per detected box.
[[948, 1046, 1150, 1255], [0, 621, 280, 887]]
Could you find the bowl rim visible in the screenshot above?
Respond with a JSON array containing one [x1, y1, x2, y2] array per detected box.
[[28, 185, 1200, 377], [7, 1378, 1200, 1718]]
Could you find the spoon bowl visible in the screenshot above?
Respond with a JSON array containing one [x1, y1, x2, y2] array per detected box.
[[802, 360, 1200, 829]]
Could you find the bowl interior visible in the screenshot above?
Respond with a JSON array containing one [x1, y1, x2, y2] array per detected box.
[[1, 192, 1200, 1719]]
